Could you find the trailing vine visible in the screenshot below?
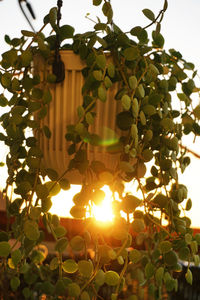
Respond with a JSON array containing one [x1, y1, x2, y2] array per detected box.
[[0, 0, 200, 299]]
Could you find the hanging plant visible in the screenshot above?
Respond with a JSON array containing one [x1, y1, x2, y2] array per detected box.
[[0, 0, 200, 299]]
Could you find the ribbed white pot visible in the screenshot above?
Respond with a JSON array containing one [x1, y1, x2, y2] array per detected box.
[[35, 51, 122, 184]]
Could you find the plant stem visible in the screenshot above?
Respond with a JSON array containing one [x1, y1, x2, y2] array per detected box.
[[10, 234, 23, 251], [146, 214, 173, 238], [80, 258, 100, 294], [116, 237, 128, 257], [143, 0, 168, 30], [115, 255, 128, 295], [26, 23, 47, 50]]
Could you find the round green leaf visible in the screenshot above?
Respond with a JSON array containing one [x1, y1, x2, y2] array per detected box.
[[0, 241, 11, 257], [81, 291, 90, 300], [96, 54, 106, 70], [42, 197, 52, 212], [67, 283, 81, 298], [93, 70, 103, 81], [152, 31, 165, 48], [22, 287, 31, 299], [50, 257, 59, 270], [132, 218, 145, 233], [117, 255, 124, 265], [142, 104, 156, 116], [142, 148, 153, 162], [124, 47, 139, 61], [149, 63, 159, 75], [104, 76, 112, 88], [132, 98, 139, 118], [185, 198, 192, 211], [1, 72, 12, 88], [11, 249, 22, 266], [121, 94, 131, 110], [137, 84, 145, 98], [185, 233, 192, 245], [160, 118, 174, 131], [129, 249, 142, 263], [60, 25, 74, 39], [77, 105, 85, 118], [51, 214, 60, 227], [195, 233, 200, 245], [63, 259, 78, 274], [21, 50, 32, 67], [153, 194, 168, 208], [29, 207, 41, 220], [140, 110, 146, 125], [55, 237, 68, 253], [163, 251, 178, 266], [45, 181, 61, 197], [107, 63, 115, 78], [45, 168, 58, 181], [24, 220, 40, 241], [122, 195, 142, 213], [145, 262, 155, 279], [98, 86, 107, 102], [191, 240, 198, 255], [70, 205, 86, 219], [86, 112, 94, 125], [155, 267, 164, 286], [116, 111, 133, 131], [194, 255, 200, 267], [70, 235, 85, 251], [93, 0, 102, 6], [0, 94, 8, 107], [49, 7, 57, 26], [10, 277, 20, 291], [95, 269, 105, 286], [185, 269, 193, 285], [54, 226, 67, 238], [193, 105, 200, 119], [105, 271, 120, 286], [21, 30, 35, 37], [55, 279, 67, 296], [41, 281, 55, 295], [142, 9, 155, 21], [160, 241, 172, 253], [129, 75, 137, 90], [43, 125, 51, 139], [136, 162, 147, 178], [78, 260, 93, 278], [178, 246, 190, 261]]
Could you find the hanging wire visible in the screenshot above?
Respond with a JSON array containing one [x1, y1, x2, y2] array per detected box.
[[52, 0, 65, 83], [18, 0, 36, 32]]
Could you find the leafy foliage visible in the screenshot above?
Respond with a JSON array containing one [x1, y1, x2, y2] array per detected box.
[[0, 0, 200, 299]]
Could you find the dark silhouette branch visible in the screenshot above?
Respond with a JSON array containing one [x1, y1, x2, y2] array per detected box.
[[18, 0, 35, 32], [180, 144, 200, 159]]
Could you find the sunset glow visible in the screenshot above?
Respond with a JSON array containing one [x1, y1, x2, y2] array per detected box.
[[90, 185, 114, 222], [49, 184, 114, 223]]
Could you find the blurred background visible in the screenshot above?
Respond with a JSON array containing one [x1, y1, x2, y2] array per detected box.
[[0, 0, 200, 227]]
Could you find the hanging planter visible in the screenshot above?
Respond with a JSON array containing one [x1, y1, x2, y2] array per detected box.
[[34, 50, 122, 184]]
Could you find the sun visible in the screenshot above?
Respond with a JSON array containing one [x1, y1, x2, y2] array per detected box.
[[49, 184, 114, 223], [90, 185, 114, 222]]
